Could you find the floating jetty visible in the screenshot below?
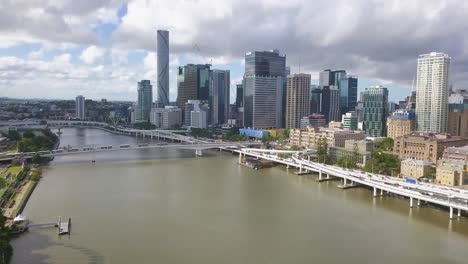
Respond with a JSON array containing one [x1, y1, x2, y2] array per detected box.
[[57, 217, 71, 235]]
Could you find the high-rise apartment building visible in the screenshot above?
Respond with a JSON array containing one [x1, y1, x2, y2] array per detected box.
[[210, 70, 230, 125], [286, 74, 311, 128], [416, 52, 450, 132], [176, 64, 211, 110], [362, 86, 389, 137], [243, 50, 285, 129], [137, 80, 153, 122], [157, 30, 169, 106], [75, 95, 85, 120]]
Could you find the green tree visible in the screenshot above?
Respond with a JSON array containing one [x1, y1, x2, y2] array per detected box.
[[7, 130, 21, 141], [0, 178, 6, 189], [290, 145, 300, 151], [316, 137, 329, 164], [262, 135, 271, 148], [32, 153, 42, 164], [283, 129, 290, 138], [22, 130, 35, 138], [376, 138, 394, 151]]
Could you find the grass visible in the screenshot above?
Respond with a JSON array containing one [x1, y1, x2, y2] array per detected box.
[[11, 181, 36, 217], [0, 166, 22, 180]]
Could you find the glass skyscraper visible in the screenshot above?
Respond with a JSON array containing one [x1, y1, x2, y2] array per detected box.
[[362, 86, 389, 137], [339, 76, 358, 114], [137, 80, 153, 122], [176, 64, 211, 111], [243, 50, 286, 128], [209, 70, 230, 125]]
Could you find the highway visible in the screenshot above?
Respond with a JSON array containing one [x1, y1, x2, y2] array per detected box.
[[238, 148, 468, 219]]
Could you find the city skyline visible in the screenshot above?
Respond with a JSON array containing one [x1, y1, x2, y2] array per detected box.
[[1, 1, 468, 103]]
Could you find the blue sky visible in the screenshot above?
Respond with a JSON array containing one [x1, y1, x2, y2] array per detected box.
[[0, 0, 465, 103]]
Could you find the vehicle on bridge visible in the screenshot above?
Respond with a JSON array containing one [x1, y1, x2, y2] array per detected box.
[[100, 146, 113, 150], [119, 144, 131, 149]]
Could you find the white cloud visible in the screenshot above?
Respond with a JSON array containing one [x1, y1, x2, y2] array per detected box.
[[80, 45, 107, 64]]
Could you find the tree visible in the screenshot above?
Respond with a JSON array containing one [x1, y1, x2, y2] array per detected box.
[[32, 153, 42, 164], [350, 143, 360, 168], [316, 137, 329, 164], [376, 138, 394, 151], [6, 130, 20, 141], [22, 130, 35, 138], [290, 145, 300, 151], [262, 135, 271, 149], [0, 178, 6, 189]]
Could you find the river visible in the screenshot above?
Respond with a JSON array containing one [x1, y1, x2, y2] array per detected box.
[[10, 128, 468, 263]]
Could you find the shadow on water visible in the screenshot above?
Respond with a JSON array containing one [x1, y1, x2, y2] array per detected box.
[[262, 166, 468, 237], [11, 231, 104, 264]]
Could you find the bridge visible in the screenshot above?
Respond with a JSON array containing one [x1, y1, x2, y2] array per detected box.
[[237, 148, 468, 219], [0, 120, 200, 143], [0, 142, 252, 161]]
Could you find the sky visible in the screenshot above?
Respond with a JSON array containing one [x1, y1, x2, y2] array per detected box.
[[0, 0, 467, 104]]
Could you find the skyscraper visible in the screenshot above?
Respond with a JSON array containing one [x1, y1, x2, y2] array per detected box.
[[157, 30, 169, 106], [416, 52, 450, 133], [243, 76, 283, 129], [321, 86, 340, 122], [362, 86, 389, 137], [210, 70, 230, 125], [176, 64, 211, 110], [137, 80, 153, 122], [243, 50, 286, 128], [235, 84, 243, 107], [448, 90, 468, 139], [339, 76, 358, 114], [310, 86, 322, 114], [75, 95, 85, 120], [286, 74, 311, 129]]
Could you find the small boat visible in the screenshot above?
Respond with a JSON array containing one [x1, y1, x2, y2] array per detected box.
[[57, 217, 71, 235]]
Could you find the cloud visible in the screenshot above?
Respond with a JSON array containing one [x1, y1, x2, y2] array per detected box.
[[80, 45, 107, 64], [113, 0, 468, 90]]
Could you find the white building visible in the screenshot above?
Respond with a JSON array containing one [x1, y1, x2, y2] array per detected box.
[[75, 95, 85, 120], [191, 110, 207, 128], [150, 106, 182, 129], [416, 52, 450, 133]]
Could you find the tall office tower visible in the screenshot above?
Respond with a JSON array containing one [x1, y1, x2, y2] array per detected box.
[[319, 69, 347, 87], [321, 86, 341, 122], [243, 50, 286, 128], [243, 76, 283, 129], [157, 30, 169, 106], [319, 70, 332, 86], [286, 74, 311, 128], [310, 86, 322, 114], [362, 86, 389, 137], [235, 84, 243, 107], [75, 95, 85, 120], [137, 80, 153, 122], [176, 64, 211, 110], [210, 70, 230, 125], [339, 76, 358, 114], [416, 52, 450, 132]]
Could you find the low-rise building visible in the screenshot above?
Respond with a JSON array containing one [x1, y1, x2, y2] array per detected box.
[[300, 113, 327, 129], [290, 127, 366, 149], [387, 109, 416, 140], [150, 107, 182, 129], [328, 121, 342, 129], [341, 112, 358, 130], [393, 132, 468, 164], [329, 139, 374, 167], [442, 146, 468, 162], [436, 159, 468, 186], [239, 128, 269, 139], [400, 159, 434, 179]]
